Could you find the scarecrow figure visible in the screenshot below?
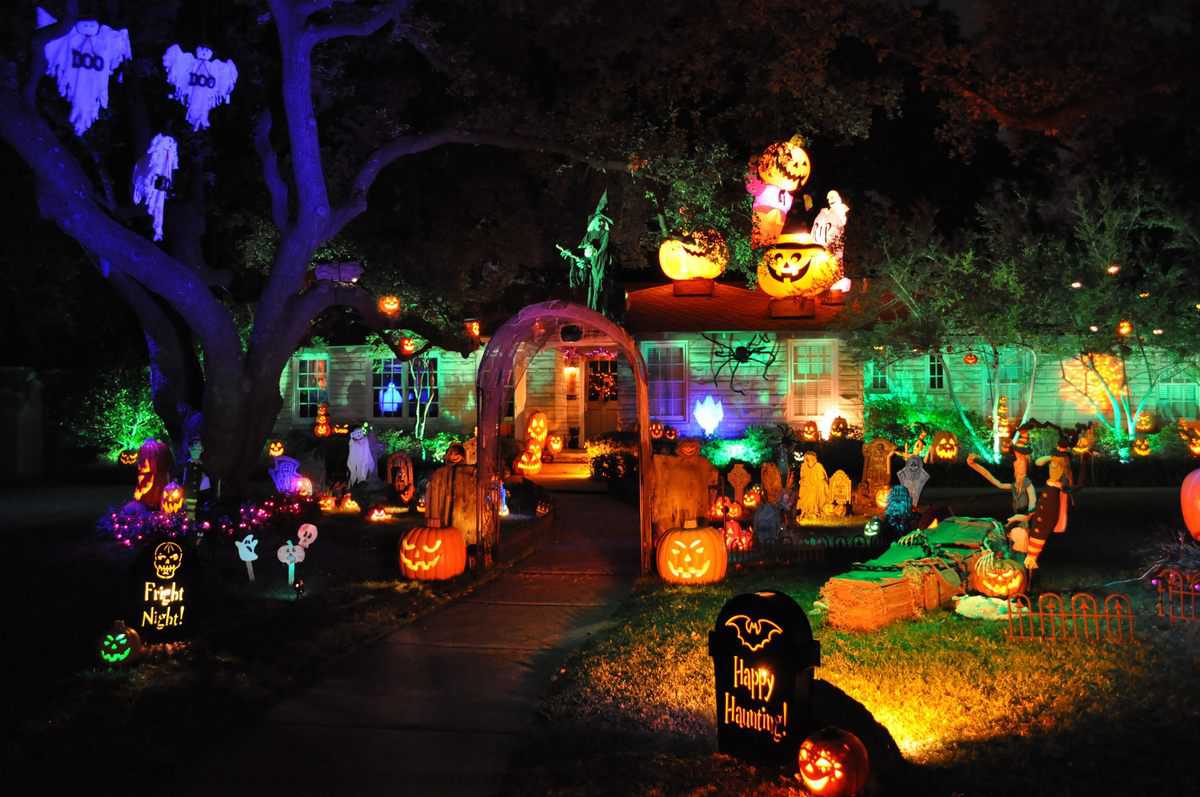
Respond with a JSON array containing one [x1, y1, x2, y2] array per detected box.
[[649, 439, 718, 536]]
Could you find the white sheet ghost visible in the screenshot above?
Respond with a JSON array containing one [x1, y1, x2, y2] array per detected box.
[[347, 428, 378, 486], [163, 44, 238, 131], [43, 18, 132, 136], [132, 134, 179, 241], [811, 190, 850, 263]]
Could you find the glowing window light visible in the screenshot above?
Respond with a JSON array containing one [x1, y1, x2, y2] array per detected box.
[[693, 395, 725, 437], [1153, 328, 1164, 335], [379, 381, 402, 413]]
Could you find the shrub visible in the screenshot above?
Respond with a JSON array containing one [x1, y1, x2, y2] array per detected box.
[[378, 429, 469, 461], [66, 367, 168, 462], [701, 425, 777, 467], [863, 394, 988, 452]]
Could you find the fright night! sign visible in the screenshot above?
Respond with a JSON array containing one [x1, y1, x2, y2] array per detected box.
[[709, 591, 821, 766], [137, 541, 189, 639]]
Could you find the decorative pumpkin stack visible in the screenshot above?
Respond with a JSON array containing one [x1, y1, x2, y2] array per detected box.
[[516, 410, 549, 474], [399, 518, 467, 581], [656, 519, 727, 585]]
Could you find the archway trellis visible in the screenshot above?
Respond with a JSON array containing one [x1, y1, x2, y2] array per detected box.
[[476, 301, 654, 573]]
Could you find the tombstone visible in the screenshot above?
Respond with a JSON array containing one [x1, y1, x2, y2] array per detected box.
[[708, 590, 821, 766], [852, 439, 896, 515], [268, 455, 301, 493], [131, 540, 193, 642], [727, 463, 752, 504], [753, 502, 783, 545], [761, 462, 784, 504], [825, 469, 853, 517]]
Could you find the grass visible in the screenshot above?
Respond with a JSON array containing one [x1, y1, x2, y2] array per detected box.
[[506, 489, 1200, 796]]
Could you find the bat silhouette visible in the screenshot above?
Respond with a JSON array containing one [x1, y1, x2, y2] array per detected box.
[[724, 615, 783, 652]]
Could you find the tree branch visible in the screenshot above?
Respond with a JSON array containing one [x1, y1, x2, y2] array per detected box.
[[306, 0, 409, 43], [325, 129, 634, 240], [254, 111, 291, 230]]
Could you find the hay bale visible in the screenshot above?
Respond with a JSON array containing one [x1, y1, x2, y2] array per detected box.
[[822, 574, 916, 632]]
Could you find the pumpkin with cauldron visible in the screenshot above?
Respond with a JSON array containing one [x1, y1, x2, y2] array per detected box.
[[658, 228, 729, 282], [399, 519, 467, 581], [1182, 468, 1200, 542], [656, 521, 727, 584], [930, 431, 959, 462], [796, 727, 870, 797], [756, 226, 841, 300]]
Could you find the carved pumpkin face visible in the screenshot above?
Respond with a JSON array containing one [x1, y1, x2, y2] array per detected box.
[[313, 404, 331, 438], [931, 431, 959, 462], [709, 496, 742, 521], [527, 411, 548, 444], [267, 440, 285, 458], [742, 484, 763, 510], [1117, 319, 1133, 337], [319, 495, 336, 512], [656, 524, 727, 584], [723, 519, 753, 552], [972, 554, 1026, 598], [757, 135, 811, 192], [963, 352, 979, 365], [658, 228, 729, 281], [118, 449, 138, 466], [1136, 412, 1155, 433], [796, 728, 869, 797], [664, 427, 678, 441], [153, 541, 183, 579], [399, 521, 467, 580], [133, 439, 173, 508], [516, 448, 543, 475], [536, 500, 552, 517], [399, 337, 418, 356], [874, 487, 889, 511], [378, 294, 400, 316], [161, 482, 184, 514], [1133, 437, 1151, 457], [547, 434, 564, 455], [649, 421, 664, 440], [757, 229, 841, 299], [676, 438, 699, 457], [339, 495, 361, 513], [99, 621, 142, 666], [801, 421, 820, 442], [368, 506, 389, 522], [829, 417, 848, 439]]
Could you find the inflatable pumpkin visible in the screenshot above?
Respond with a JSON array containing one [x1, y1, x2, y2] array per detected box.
[[756, 135, 811, 192], [658, 228, 729, 281], [1182, 468, 1200, 542], [756, 228, 841, 300]]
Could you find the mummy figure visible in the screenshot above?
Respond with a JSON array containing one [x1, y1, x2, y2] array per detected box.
[[43, 17, 132, 135], [163, 44, 238, 131], [132, 135, 178, 241]]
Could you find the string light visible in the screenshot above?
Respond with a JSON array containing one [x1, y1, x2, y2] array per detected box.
[[1070, 281, 1082, 289], [1107, 263, 1121, 275]]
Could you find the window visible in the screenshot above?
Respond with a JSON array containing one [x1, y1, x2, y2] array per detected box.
[[789, 340, 834, 417], [646, 343, 687, 419], [928, 353, 944, 390], [1158, 379, 1198, 419], [372, 358, 406, 417], [406, 358, 439, 418], [866, 360, 888, 391], [296, 358, 328, 418]]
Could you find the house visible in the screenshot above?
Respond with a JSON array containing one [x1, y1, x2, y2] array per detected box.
[[273, 285, 1200, 446]]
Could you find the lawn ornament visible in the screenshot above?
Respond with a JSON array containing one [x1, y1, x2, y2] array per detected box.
[[1182, 468, 1200, 542], [297, 523, 318, 549], [658, 228, 729, 281], [811, 190, 850, 266], [133, 439, 174, 510], [824, 469, 852, 517], [399, 520, 467, 581], [268, 455, 301, 494], [796, 727, 869, 797], [160, 482, 184, 514], [234, 534, 258, 582], [313, 403, 331, 438], [162, 44, 238, 130], [650, 442, 719, 535], [131, 134, 178, 241], [276, 540, 305, 586], [971, 551, 1026, 598], [656, 520, 727, 584], [700, 333, 779, 395], [347, 428, 376, 486], [1025, 436, 1076, 569], [43, 16, 132, 135], [98, 620, 142, 666], [650, 421, 664, 440], [796, 451, 830, 520]]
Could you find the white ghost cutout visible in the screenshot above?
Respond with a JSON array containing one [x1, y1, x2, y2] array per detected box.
[[132, 134, 178, 241], [43, 18, 132, 135], [163, 44, 238, 131]]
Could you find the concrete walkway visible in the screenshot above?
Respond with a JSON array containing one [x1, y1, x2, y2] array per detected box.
[[184, 490, 640, 796]]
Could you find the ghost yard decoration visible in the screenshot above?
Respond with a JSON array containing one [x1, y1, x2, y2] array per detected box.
[[347, 426, 377, 486], [163, 44, 238, 131], [131, 134, 178, 241], [42, 14, 132, 136]]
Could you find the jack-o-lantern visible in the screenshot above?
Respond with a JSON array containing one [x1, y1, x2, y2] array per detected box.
[[416, 495, 427, 513], [931, 431, 959, 462], [756, 135, 811, 192], [98, 620, 143, 666], [313, 403, 331, 438], [1133, 436, 1151, 457], [387, 452, 416, 503], [656, 522, 727, 584], [1073, 427, 1095, 455], [801, 421, 820, 442], [649, 421, 664, 440], [368, 505, 390, 523], [399, 520, 467, 581], [332, 423, 350, 435], [399, 337, 418, 357], [1181, 468, 1200, 542], [1184, 430, 1200, 458], [118, 449, 138, 466], [963, 352, 979, 365], [378, 294, 401, 316], [318, 494, 336, 512], [874, 486, 890, 511], [971, 553, 1026, 598], [724, 519, 753, 552], [742, 484, 763, 510], [709, 496, 743, 521], [547, 433, 564, 455], [465, 319, 481, 338], [1116, 319, 1133, 337], [796, 727, 869, 797], [829, 416, 849, 439], [267, 439, 285, 458], [160, 482, 185, 514], [516, 447, 543, 475], [664, 427, 678, 441], [1136, 412, 1155, 433], [339, 495, 361, 513], [526, 411, 549, 446], [444, 444, 466, 465], [658, 228, 729, 281], [757, 227, 841, 300], [133, 439, 174, 509], [676, 438, 700, 457], [536, 500, 552, 517]]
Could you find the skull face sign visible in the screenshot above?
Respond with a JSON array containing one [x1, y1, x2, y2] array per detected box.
[[153, 541, 183, 580], [757, 229, 841, 300]]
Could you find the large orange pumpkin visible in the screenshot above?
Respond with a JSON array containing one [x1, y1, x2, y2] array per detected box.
[[399, 520, 467, 580], [971, 553, 1026, 598], [658, 228, 729, 281], [516, 447, 543, 475], [526, 411, 548, 446], [1182, 468, 1200, 542], [656, 522, 727, 584], [756, 228, 841, 299]]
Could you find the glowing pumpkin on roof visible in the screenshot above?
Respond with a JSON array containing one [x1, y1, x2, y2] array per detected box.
[[656, 522, 727, 585], [658, 228, 729, 281], [756, 135, 811, 192], [757, 228, 841, 300]]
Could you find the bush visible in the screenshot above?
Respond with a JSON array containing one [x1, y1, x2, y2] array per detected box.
[[378, 429, 469, 462], [66, 367, 168, 462], [864, 394, 989, 453], [701, 425, 778, 467], [585, 430, 639, 460]]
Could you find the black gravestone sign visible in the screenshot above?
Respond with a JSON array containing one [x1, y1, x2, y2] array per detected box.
[[708, 590, 820, 766]]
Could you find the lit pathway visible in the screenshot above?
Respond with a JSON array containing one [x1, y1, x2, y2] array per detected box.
[[183, 489, 639, 796]]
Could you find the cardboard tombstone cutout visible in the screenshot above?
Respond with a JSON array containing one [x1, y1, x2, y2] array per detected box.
[[727, 463, 752, 504], [649, 441, 719, 536], [269, 455, 301, 494], [796, 452, 830, 520]]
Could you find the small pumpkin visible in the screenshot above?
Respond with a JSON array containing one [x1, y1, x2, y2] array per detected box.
[[1182, 468, 1200, 543], [664, 426, 678, 441], [676, 438, 700, 457], [318, 494, 336, 512], [98, 620, 143, 666], [829, 416, 849, 439], [160, 482, 185, 514], [709, 496, 743, 521], [1135, 412, 1155, 433], [930, 431, 959, 462], [1132, 436, 1151, 457], [547, 433, 564, 455], [962, 352, 979, 365], [656, 521, 727, 584], [118, 449, 138, 466], [801, 420, 820, 442], [742, 484, 763, 510], [796, 727, 869, 797], [649, 421, 664, 440], [399, 519, 467, 580], [971, 552, 1027, 598], [399, 337, 418, 357], [368, 505, 390, 523], [267, 439, 285, 458], [723, 519, 753, 553], [378, 294, 401, 316], [464, 319, 481, 338], [658, 228, 729, 281]]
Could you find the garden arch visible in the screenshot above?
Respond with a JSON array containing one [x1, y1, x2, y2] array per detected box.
[[476, 301, 654, 573]]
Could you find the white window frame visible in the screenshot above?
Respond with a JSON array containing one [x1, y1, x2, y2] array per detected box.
[[295, 356, 329, 418], [788, 339, 838, 420], [928, 353, 945, 391], [1157, 377, 1198, 420], [644, 341, 688, 422], [866, 360, 889, 392]]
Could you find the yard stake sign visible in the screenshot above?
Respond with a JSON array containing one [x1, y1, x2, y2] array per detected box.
[[708, 591, 821, 766]]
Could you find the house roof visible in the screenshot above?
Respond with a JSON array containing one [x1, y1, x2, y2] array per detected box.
[[622, 282, 850, 334]]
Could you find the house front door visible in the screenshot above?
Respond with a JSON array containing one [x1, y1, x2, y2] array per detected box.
[[584, 358, 620, 439]]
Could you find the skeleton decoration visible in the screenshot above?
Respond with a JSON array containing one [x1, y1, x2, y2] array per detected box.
[[43, 16, 132, 135], [811, 191, 850, 265], [701, 333, 779, 395], [131, 134, 178, 241], [297, 523, 318, 549], [347, 427, 377, 486], [162, 44, 238, 131]]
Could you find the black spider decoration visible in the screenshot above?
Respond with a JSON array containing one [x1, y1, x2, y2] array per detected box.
[[701, 332, 779, 395]]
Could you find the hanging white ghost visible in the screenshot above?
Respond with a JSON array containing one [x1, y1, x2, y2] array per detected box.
[[163, 44, 238, 131], [132, 134, 179, 242], [346, 428, 378, 486], [43, 18, 132, 136]]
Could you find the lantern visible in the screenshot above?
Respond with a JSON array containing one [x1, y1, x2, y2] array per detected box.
[[756, 227, 841, 300], [98, 620, 143, 666], [930, 431, 959, 462], [160, 482, 185, 514], [1116, 319, 1133, 336], [267, 440, 285, 458], [399, 337, 418, 357], [399, 519, 467, 581], [547, 433, 564, 455], [796, 727, 869, 797], [465, 319, 481, 338], [971, 553, 1027, 598], [658, 228, 729, 281], [649, 421, 664, 440], [801, 421, 820, 442], [742, 484, 763, 510], [656, 522, 727, 584], [378, 294, 401, 316], [313, 403, 331, 438], [1133, 437, 1151, 457], [118, 449, 138, 466], [1182, 469, 1200, 542], [829, 416, 849, 439], [756, 135, 811, 192], [963, 352, 978, 365]]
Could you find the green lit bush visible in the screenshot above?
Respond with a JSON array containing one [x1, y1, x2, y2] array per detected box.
[[701, 425, 776, 467], [378, 429, 469, 461], [863, 395, 988, 451], [67, 368, 168, 462]]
